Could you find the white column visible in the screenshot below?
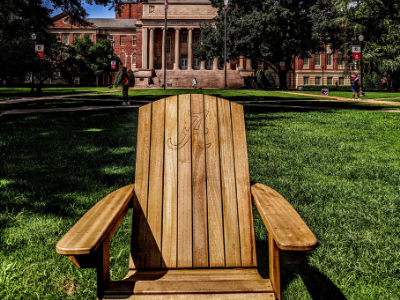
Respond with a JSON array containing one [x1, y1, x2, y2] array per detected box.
[[213, 58, 219, 70], [174, 28, 180, 70], [246, 58, 252, 70], [188, 28, 193, 70], [142, 27, 148, 69], [149, 28, 155, 70], [162, 28, 166, 70], [239, 56, 244, 70]]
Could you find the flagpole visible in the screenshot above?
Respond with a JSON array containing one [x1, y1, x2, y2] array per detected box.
[[164, 1, 168, 90], [224, 7, 227, 90]]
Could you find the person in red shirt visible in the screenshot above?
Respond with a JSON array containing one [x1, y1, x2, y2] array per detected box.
[[122, 67, 131, 105], [350, 73, 360, 101]]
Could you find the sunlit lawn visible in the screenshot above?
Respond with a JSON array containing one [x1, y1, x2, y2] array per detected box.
[[1, 106, 399, 299]]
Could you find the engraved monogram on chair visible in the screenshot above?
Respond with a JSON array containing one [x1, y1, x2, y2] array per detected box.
[[168, 111, 212, 149]]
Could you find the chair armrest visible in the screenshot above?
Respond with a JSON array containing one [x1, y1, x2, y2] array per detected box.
[[56, 184, 135, 256], [251, 183, 317, 251]]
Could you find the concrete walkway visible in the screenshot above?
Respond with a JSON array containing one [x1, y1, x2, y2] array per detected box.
[[276, 91, 400, 106]]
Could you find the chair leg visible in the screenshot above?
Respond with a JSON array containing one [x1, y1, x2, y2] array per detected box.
[[269, 234, 281, 300], [96, 236, 110, 300]]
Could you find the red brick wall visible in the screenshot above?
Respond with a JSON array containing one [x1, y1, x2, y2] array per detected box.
[[115, 2, 143, 19]]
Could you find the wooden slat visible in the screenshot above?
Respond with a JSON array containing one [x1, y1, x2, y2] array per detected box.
[[269, 234, 281, 300], [56, 184, 134, 255], [105, 269, 275, 300], [230, 102, 257, 267], [177, 94, 193, 268], [131, 104, 152, 269], [217, 98, 241, 267], [251, 183, 318, 251], [204, 95, 225, 267], [122, 268, 263, 282], [134, 280, 273, 295], [162, 96, 178, 268], [104, 293, 275, 300], [146, 99, 166, 268], [191, 94, 208, 268]]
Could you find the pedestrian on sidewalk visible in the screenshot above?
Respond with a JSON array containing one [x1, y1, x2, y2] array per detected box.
[[2, 80, 6, 87], [350, 73, 361, 101], [192, 78, 197, 90], [122, 67, 131, 105]]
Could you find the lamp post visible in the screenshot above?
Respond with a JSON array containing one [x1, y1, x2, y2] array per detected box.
[[358, 35, 364, 94], [108, 53, 112, 87]]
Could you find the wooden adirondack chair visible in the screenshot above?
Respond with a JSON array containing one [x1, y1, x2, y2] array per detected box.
[[56, 95, 318, 300]]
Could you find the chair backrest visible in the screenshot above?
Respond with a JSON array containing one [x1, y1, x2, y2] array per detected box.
[[130, 94, 256, 270]]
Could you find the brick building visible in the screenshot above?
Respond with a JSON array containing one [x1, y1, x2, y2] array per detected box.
[[50, 0, 358, 88]]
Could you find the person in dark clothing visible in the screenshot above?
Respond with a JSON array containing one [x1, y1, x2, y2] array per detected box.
[[122, 67, 131, 105], [350, 73, 361, 101]]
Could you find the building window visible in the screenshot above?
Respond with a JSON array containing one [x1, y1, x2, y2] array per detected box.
[[108, 36, 114, 42], [315, 77, 321, 85], [166, 31, 171, 54], [304, 77, 309, 85], [304, 58, 309, 66], [339, 77, 344, 85], [88, 34, 93, 41], [327, 54, 333, 66], [154, 33, 158, 43], [74, 34, 80, 40], [63, 18, 70, 24], [207, 59, 213, 68], [315, 54, 321, 66], [181, 32, 187, 43], [63, 34, 69, 45], [132, 36, 136, 46], [132, 53, 136, 65], [327, 77, 333, 85], [120, 35, 126, 46], [194, 32, 200, 43], [258, 60, 263, 67]]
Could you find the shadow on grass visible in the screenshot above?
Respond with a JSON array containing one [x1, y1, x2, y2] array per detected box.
[[256, 238, 346, 300], [0, 109, 138, 232]]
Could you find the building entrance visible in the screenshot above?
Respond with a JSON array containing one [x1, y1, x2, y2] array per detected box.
[[181, 54, 188, 70]]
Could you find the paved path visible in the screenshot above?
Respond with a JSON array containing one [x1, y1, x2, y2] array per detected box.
[[276, 91, 400, 106]]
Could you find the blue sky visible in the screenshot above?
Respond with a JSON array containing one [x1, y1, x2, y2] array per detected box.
[[51, 3, 115, 18]]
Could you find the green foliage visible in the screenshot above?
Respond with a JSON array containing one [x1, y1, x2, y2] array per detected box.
[[265, 70, 275, 89], [0, 0, 54, 82], [331, 0, 400, 90], [299, 85, 351, 91], [372, 73, 384, 91], [193, 0, 334, 89], [61, 36, 119, 84], [363, 74, 374, 90], [256, 70, 268, 89]]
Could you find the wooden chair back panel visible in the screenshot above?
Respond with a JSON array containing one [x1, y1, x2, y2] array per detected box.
[[130, 95, 256, 269]]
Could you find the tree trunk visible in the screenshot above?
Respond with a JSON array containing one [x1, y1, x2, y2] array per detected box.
[[36, 81, 44, 95], [279, 71, 288, 90]]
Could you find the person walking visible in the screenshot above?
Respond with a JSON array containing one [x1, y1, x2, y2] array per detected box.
[[192, 78, 197, 90], [350, 73, 361, 101], [122, 67, 131, 105]]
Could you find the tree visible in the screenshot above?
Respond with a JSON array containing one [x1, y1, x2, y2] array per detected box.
[[192, 0, 334, 89], [331, 0, 400, 90], [0, 0, 54, 83], [60, 36, 119, 85]]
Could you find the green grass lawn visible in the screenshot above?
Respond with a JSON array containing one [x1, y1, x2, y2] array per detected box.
[[290, 90, 400, 101], [0, 87, 112, 101], [1, 105, 399, 299]]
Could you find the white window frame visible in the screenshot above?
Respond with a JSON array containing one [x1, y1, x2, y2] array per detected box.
[[315, 77, 321, 85], [315, 54, 321, 66], [339, 77, 344, 85], [327, 54, 333, 66], [63, 34, 69, 45], [304, 77, 309, 85], [132, 36, 137, 46], [327, 77, 333, 85]]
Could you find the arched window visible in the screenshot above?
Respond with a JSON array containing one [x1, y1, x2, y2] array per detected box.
[[132, 52, 136, 67]]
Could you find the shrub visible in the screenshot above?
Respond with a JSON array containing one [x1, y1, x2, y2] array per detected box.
[[372, 73, 384, 91], [363, 74, 374, 90], [265, 70, 276, 89], [298, 85, 351, 91], [256, 70, 268, 89]]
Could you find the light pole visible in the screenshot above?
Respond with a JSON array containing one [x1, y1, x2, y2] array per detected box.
[[108, 53, 112, 88], [358, 35, 364, 94]]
